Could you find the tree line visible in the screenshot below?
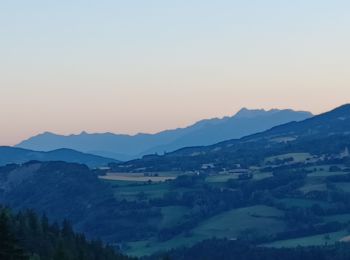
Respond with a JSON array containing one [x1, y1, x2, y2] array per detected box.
[[0, 206, 133, 260]]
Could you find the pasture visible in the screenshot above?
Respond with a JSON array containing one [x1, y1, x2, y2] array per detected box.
[[264, 153, 312, 164], [192, 205, 286, 239], [99, 172, 176, 182], [264, 230, 349, 248]]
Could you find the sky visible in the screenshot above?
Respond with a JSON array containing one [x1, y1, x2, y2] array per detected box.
[[1, 0, 350, 145]]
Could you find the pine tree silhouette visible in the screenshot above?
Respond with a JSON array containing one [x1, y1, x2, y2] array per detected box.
[[0, 212, 28, 260]]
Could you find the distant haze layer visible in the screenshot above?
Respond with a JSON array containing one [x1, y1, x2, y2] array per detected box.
[[17, 108, 313, 161]]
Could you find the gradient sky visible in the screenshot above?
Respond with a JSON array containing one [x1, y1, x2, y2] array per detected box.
[[1, 0, 350, 145]]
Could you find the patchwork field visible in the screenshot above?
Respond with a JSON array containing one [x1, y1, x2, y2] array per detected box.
[[125, 233, 206, 257], [125, 205, 287, 256], [192, 205, 286, 239], [99, 172, 176, 182], [264, 230, 349, 248], [334, 182, 350, 192], [264, 153, 312, 164], [277, 198, 333, 209], [111, 181, 171, 200], [102, 160, 350, 257]]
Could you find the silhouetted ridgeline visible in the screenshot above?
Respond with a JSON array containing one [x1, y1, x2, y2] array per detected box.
[[0, 146, 117, 168], [16, 108, 312, 161]]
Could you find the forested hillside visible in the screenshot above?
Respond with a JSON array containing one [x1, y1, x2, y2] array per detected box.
[[0, 206, 132, 260]]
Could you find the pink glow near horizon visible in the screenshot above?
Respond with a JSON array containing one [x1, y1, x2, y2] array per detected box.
[[1, 1, 350, 145]]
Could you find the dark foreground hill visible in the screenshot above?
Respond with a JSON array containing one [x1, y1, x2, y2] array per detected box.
[[0, 146, 117, 168], [0, 206, 132, 260], [16, 108, 312, 160], [0, 161, 161, 244], [114, 104, 350, 172]]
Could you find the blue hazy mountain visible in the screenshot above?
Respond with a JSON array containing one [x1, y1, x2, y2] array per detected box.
[[16, 108, 312, 161], [115, 104, 350, 173], [0, 146, 117, 168]]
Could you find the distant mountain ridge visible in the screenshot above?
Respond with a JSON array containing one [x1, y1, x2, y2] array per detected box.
[[16, 108, 313, 161], [114, 104, 350, 172], [0, 146, 117, 168]]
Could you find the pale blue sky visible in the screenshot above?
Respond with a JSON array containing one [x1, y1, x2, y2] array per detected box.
[[1, 1, 350, 144]]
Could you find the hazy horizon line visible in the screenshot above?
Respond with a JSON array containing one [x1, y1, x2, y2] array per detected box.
[[15, 105, 316, 143], [3, 103, 345, 147]]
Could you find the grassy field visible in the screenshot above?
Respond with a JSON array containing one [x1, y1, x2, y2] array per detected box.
[[206, 174, 236, 183], [277, 198, 332, 209], [299, 165, 347, 194], [264, 230, 349, 248], [264, 153, 312, 164], [299, 183, 328, 193], [159, 206, 191, 228], [108, 160, 350, 257], [125, 233, 207, 257], [253, 172, 273, 180], [334, 182, 350, 192], [192, 205, 285, 239], [100, 179, 136, 187], [206, 171, 272, 184], [307, 165, 345, 177], [125, 205, 286, 256], [107, 181, 172, 200], [324, 213, 350, 224], [99, 172, 176, 182]]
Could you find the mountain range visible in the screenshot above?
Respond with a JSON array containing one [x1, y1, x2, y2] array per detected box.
[[16, 108, 312, 161], [1, 103, 350, 257], [113, 104, 350, 172]]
